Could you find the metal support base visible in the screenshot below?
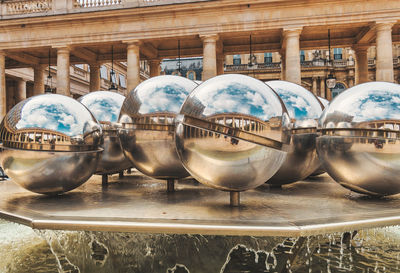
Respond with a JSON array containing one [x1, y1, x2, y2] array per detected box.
[[119, 171, 124, 178], [127, 168, 132, 174], [230, 191, 240, 207], [167, 179, 175, 193], [102, 174, 108, 187]]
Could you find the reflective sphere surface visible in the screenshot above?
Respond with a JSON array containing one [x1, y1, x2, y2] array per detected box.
[[317, 82, 400, 196], [119, 75, 197, 179], [176, 74, 289, 192], [79, 91, 133, 174], [310, 97, 329, 176], [0, 94, 102, 194], [265, 80, 323, 185], [318, 96, 329, 108]]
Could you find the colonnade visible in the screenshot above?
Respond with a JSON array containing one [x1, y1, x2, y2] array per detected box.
[[0, 21, 397, 119]]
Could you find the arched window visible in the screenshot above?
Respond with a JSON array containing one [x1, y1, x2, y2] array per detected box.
[[300, 50, 305, 62], [187, 70, 196, 80], [334, 48, 343, 60], [100, 65, 108, 80], [119, 74, 126, 88], [331, 82, 346, 98], [264, 53, 272, 63], [233, 55, 241, 65]]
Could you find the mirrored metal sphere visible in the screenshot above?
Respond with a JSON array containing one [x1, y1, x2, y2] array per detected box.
[[0, 94, 102, 194], [118, 75, 197, 179], [317, 82, 400, 196], [265, 80, 324, 185], [79, 91, 133, 174], [318, 96, 329, 108], [310, 96, 330, 177], [175, 74, 289, 192]]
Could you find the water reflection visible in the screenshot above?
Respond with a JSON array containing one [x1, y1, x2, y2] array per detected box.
[[2, 219, 400, 273]]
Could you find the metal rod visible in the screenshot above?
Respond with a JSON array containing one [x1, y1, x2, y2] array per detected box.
[[109, 45, 117, 90], [230, 191, 240, 207], [127, 168, 132, 174], [178, 40, 181, 74], [167, 179, 175, 193], [102, 174, 108, 187], [119, 171, 124, 178], [249, 34, 252, 60], [48, 48, 51, 79], [328, 29, 331, 64]]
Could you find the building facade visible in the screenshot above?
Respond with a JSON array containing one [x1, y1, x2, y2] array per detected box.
[[0, 0, 400, 118]]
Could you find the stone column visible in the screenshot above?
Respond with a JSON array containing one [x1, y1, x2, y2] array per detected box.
[[149, 59, 161, 77], [201, 34, 218, 80], [283, 28, 302, 84], [348, 77, 354, 88], [33, 64, 45, 95], [0, 51, 6, 119], [353, 45, 369, 84], [6, 83, 14, 112], [56, 46, 70, 96], [320, 77, 326, 99], [312, 77, 317, 95], [375, 22, 394, 82], [15, 79, 26, 103], [217, 54, 225, 75], [89, 63, 101, 92], [280, 51, 286, 80], [126, 40, 141, 93]]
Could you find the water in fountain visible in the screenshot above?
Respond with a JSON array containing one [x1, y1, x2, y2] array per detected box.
[[1, 219, 400, 272]]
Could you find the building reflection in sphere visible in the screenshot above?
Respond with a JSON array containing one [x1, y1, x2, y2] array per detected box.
[[79, 91, 133, 175], [175, 74, 289, 202], [0, 94, 102, 195], [309, 96, 330, 177], [118, 75, 198, 185], [265, 80, 324, 185], [317, 81, 400, 196]]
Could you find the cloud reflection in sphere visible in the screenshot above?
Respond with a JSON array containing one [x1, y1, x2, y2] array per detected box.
[[317, 82, 400, 196], [118, 75, 198, 179], [176, 74, 289, 192], [265, 80, 323, 185], [0, 94, 102, 195], [79, 91, 125, 123], [79, 91, 132, 175], [15, 94, 96, 137]]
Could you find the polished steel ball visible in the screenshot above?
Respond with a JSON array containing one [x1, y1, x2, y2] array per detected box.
[[317, 81, 400, 196], [0, 94, 102, 195], [318, 96, 329, 108], [79, 91, 133, 175], [175, 74, 289, 192], [310, 96, 330, 177], [265, 80, 324, 185], [118, 75, 197, 179]]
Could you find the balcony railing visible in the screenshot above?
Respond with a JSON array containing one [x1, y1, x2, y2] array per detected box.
[[368, 58, 399, 66], [4, 0, 53, 15], [225, 62, 281, 72], [75, 0, 122, 8], [0, 0, 211, 17]]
